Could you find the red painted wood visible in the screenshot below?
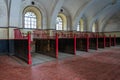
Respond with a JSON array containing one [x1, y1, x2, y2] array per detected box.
[[28, 33, 32, 65], [114, 34, 116, 46], [86, 34, 89, 52], [104, 35, 106, 48], [109, 34, 111, 47], [56, 33, 58, 59], [96, 34, 98, 50], [74, 34, 76, 55], [14, 29, 23, 39]]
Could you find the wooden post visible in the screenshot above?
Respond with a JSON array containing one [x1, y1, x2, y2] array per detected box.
[[109, 34, 111, 47], [114, 34, 116, 46], [104, 35, 106, 48], [86, 34, 89, 52], [96, 34, 98, 50], [28, 32, 32, 65], [74, 34, 76, 55], [56, 33, 58, 59]]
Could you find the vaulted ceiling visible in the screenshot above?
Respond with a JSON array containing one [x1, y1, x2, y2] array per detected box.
[[2, 0, 120, 31]]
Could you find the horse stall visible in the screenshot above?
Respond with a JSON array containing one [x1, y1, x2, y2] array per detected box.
[[89, 33, 98, 50], [32, 30, 57, 65], [98, 33, 106, 48], [14, 29, 31, 64], [56, 31, 76, 59], [111, 35, 116, 46], [76, 32, 89, 52], [116, 37, 120, 45], [105, 34, 111, 47], [107, 32, 120, 46]]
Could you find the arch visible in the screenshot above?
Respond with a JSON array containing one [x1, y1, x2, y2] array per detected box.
[[80, 19, 84, 32], [23, 6, 42, 29], [102, 9, 120, 32], [76, 15, 87, 31], [77, 19, 84, 32], [56, 16, 63, 30], [56, 13, 67, 30], [19, 0, 47, 29], [49, 0, 65, 29], [92, 20, 98, 32], [73, 0, 93, 30], [99, 3, 120, 32]]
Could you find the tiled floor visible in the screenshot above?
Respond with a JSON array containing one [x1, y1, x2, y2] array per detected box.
[[0, 46, 120, 80]]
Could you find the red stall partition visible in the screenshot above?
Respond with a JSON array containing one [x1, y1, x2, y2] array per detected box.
[[14, 29, 32, 65]]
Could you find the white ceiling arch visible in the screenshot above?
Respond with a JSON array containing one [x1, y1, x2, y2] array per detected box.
[[88, 3, 117, 32], [50, 0, 65, 29], [72, 0, 119, 31], [34, 0, 120, 31], [62, 0, 92, 30], [98, 1, 120, 32]]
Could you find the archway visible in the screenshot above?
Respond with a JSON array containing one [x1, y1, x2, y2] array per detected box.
[[23, 6, 42, 29]]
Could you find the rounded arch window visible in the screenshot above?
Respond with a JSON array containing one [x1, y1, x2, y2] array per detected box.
[[23, 6, 42, 29], [92, 23, 96, 32], [92, 21, 98, 32], [24, 12, 37, 28], [56, 16, 63, 30], [77, 19, 84, 32], [56, 13, 67, 30]]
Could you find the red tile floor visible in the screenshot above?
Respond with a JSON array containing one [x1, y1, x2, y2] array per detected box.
[[0, 47, 120, 80]]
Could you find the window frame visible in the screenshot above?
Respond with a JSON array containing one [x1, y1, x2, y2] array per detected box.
[[56, 16, 63, 30], [24, 11, 37, 29]]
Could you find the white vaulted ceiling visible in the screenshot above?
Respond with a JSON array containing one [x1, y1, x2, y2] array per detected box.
[[2, 0, 120, 31]]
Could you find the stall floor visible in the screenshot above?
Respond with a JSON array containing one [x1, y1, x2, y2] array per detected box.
[[58, 52, 74, 59], [32, 53, 56, 65], [32, 52, 74, 65]]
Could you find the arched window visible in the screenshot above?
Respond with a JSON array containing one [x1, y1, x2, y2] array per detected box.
[[77, 22, 80, 31], [56, 16, 63, 30], [92, 23, 96, 32], [92, 22, 98, 32], [23, 6, 42, 29], [77, 19, 84, 32], [24, 12, 37, 28], [56, 13, 67, 30]]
